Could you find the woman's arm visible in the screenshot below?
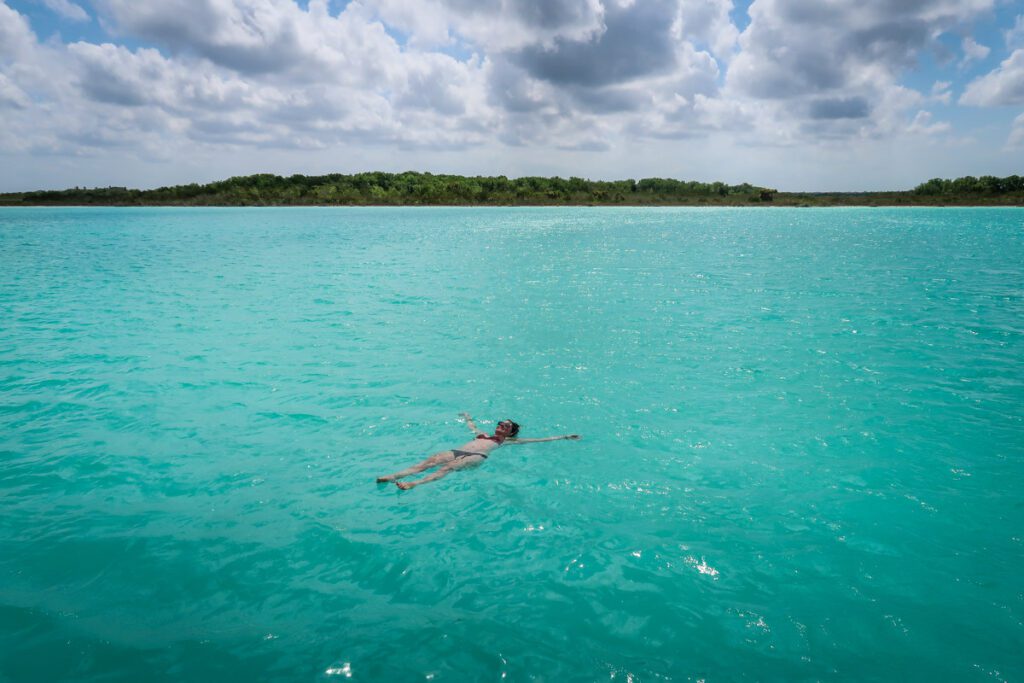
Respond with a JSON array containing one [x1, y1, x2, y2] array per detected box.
[[459, 412, 481, 435], [505, 435, 580, 444]]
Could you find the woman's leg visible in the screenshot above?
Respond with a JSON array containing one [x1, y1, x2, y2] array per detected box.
[[376, 452, 452, 483], [396, 465, 455, 489], [395, 454, 484, 489]]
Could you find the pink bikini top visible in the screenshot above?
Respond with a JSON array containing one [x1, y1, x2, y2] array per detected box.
[[476, 434, 504, 443]]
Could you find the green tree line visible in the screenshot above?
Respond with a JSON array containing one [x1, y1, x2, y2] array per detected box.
[[913, 175, 1024, 196], [3, 172, 1022, 206], [3, 172, 774, 206]]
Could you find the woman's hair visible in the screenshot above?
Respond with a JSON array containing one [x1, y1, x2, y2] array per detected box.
[[500, 420, 520, 437]]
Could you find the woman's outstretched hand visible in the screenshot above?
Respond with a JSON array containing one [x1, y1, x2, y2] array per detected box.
[[566, 434, 580, 440]]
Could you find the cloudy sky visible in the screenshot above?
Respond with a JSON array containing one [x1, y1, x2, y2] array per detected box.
[[1, 0, 1023, 191]]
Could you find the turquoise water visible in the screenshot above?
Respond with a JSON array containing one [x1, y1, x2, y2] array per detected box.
[[1, 207, 1022, 681]]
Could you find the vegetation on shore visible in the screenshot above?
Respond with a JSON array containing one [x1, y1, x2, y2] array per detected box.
[[1, 172, 1022, 206]]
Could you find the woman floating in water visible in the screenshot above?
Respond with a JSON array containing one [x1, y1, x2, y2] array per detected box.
[[377, 412, 580, 490]]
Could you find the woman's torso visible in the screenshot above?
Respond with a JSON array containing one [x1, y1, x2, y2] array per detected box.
[[454, 435, 503, 456]]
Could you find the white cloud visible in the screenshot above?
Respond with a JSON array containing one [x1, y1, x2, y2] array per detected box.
[[672, 0, 738, 61], [94, 0, 390, 78], [7, 0, 1001, 156], [1005, 14, 1024, 50], [41, 0, 89, 22], [0, 2, 37, 60], [907, 110, 951, 135], [960, 49, 1024, 105], [960, 37, 989, 66], [931, 80, 952, 103], [0, 73, 30, 108], [0, 0, 1020, 191], [367, 0, 453, 48], [401, 0, 607, 51], [0, 0, 502, 158], [1009, 112, 1024, 147], [720, 0, 998, 143]]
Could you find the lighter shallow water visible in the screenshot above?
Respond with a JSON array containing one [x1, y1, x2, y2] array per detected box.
[[1, 207, 1022, 681]]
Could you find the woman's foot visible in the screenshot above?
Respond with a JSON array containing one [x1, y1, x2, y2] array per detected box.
[[376, 476, 392, 483], [396, 481, 414, 490]]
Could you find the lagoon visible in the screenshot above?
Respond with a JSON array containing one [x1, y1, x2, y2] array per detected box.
[[1, 207, 1022, 681]]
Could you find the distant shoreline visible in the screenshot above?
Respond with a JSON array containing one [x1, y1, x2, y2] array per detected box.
[[3, 201, 1024, 208], [2, 198, 1024, 206], [2, 171, 1021, 207]]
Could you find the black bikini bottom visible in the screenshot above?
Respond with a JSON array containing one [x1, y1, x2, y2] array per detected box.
[[452, 450, 487, 460]]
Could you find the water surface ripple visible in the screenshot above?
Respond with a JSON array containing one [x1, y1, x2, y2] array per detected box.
[[1, 207, 1022, 681]]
